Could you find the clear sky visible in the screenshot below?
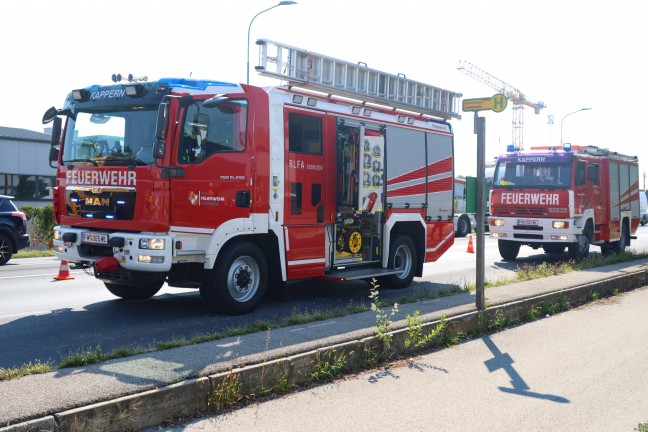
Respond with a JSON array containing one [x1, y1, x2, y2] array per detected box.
[[3, 0, 646, 180]]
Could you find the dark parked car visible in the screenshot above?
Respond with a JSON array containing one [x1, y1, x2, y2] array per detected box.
[[0, 195, 30, 265]]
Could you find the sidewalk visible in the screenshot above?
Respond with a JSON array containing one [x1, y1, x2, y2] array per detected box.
[[1, 260, 647, 431]]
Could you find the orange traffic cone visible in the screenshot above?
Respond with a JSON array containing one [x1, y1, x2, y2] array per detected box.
[[54, 260, 75, 281], [466, 235, 475, 254]]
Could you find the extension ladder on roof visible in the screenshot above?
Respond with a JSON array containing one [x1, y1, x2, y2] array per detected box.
[[255, 39, 462, 120]]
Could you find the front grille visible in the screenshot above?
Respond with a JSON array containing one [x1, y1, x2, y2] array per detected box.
[[78, 243, 113, 258], [513, 225, 543, 231], [513, 233, 543, 240], [66, 188, 136, 220], [493, 205, 547, 217]]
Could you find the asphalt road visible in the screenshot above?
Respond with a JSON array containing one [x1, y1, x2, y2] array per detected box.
[[1, 229, 648, 369], [160, 285, 648, 432]]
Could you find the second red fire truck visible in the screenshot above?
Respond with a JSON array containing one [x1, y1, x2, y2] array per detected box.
[[489, 144, 640, 260], [44, 40, 462, 314]]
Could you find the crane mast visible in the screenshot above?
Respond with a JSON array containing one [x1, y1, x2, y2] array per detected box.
[[457, 60, 546, 150]]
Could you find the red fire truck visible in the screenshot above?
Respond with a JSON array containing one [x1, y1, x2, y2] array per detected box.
[[489, 144, 640, 260], [43, 40, 462, 314]]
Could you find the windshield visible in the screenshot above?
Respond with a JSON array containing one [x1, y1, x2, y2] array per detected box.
[[62, 108, 157, 166], [494, 160, 572, 188]]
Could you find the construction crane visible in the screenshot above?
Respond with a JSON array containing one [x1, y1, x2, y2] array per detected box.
[[457, 60, 546, 150]]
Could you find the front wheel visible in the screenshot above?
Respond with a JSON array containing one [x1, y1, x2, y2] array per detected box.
[[568, 234, 590, 260], [380, 235, 417, 289], [498, 239, 520, 261], [104, 281, 164, 300], [200, 241, 268, 314], [0, 233, 13, 265]]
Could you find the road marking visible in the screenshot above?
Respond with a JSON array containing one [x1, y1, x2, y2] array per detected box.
[[0, 271, 83, 280]]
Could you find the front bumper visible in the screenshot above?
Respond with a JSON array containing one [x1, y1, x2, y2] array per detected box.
[[52, 227, 173, 272], [489, 217, 578, 243]]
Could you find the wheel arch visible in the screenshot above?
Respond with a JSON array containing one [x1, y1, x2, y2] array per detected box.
[[207, 231, 282, 286], [0, 226, 17, 252], [386, 220, 425, 277]]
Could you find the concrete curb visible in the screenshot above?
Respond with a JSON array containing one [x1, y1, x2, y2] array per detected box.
[[2, 265, 647, 432]]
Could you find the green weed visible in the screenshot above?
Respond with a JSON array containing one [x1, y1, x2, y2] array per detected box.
[[311, 349, 348, 382], [368, 279, 398, 349], [209, 372, 243, 410]]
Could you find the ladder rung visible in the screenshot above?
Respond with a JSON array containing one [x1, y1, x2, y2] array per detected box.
[[255, 39, 462, 120]]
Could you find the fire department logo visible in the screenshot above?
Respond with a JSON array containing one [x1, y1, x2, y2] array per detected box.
[[188, 191, 198, 206]]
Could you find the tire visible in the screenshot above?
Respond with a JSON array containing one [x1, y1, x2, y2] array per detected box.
[[568, 234, 590, 260], [104, 281, 164, 300], [0, 233, 13, 266], [455, 215, 471, 238], [380, 235, 417, 289], [498, 239, 520, 260], [200, 241, 268, 314], [543, 244, 565, 254]]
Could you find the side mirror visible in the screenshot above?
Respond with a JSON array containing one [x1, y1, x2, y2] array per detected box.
[[49, 117, 62, 168], [51, 117, 61, 148], [153, 102, 169, 159], [42, 107, 59, 124], [203, 95, 229, 108], [49, 146, 60, 164]]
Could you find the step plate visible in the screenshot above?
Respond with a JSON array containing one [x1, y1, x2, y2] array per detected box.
[[322, 267, 401, 281]]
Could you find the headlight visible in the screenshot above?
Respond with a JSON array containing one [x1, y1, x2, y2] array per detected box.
[[490, 218, 505, 227], [552, 221, 569, 229], [139, 238, 165, 250], [53, 230, 61, 240]]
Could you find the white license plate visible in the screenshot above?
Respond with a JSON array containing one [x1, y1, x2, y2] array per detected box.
[[517, 219, 539, 226], [82, 232, 108, 245]]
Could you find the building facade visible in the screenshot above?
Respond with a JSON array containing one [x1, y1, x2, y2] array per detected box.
[[0, 126, 56, 207]]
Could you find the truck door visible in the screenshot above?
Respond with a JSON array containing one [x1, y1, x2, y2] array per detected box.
[[283, 109, 334, 279], [170, 99, 252, 234], [586, 162, 604, 234]]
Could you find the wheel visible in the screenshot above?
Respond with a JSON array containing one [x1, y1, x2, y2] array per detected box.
[[568, 234, 590, 260], [200, 241, 268, 314], [543, 243, 565, 254], [0, 233, 13, 266], [455, 215, 471, 238], [380, 235, 417, 289], [104, 281, 164, 300], [498, 239, 520, 260]]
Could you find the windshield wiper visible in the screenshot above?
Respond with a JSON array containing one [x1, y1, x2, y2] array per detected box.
[[64, 158, 98, 166], [109, 156, 147, 166]]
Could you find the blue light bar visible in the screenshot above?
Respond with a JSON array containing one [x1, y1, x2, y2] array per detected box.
[[105, 214, 115, 219], [116, 200, 126, 205], [506, 144, 516, 152], [563, 142, 572, 152], [159, 78, 238, 91]]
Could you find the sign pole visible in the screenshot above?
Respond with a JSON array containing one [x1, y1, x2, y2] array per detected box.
[[475, 113, 486, 310], [462, 93, 507, 311]]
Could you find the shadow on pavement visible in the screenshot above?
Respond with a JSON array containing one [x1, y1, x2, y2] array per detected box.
[[482, 335, 569, 404]]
